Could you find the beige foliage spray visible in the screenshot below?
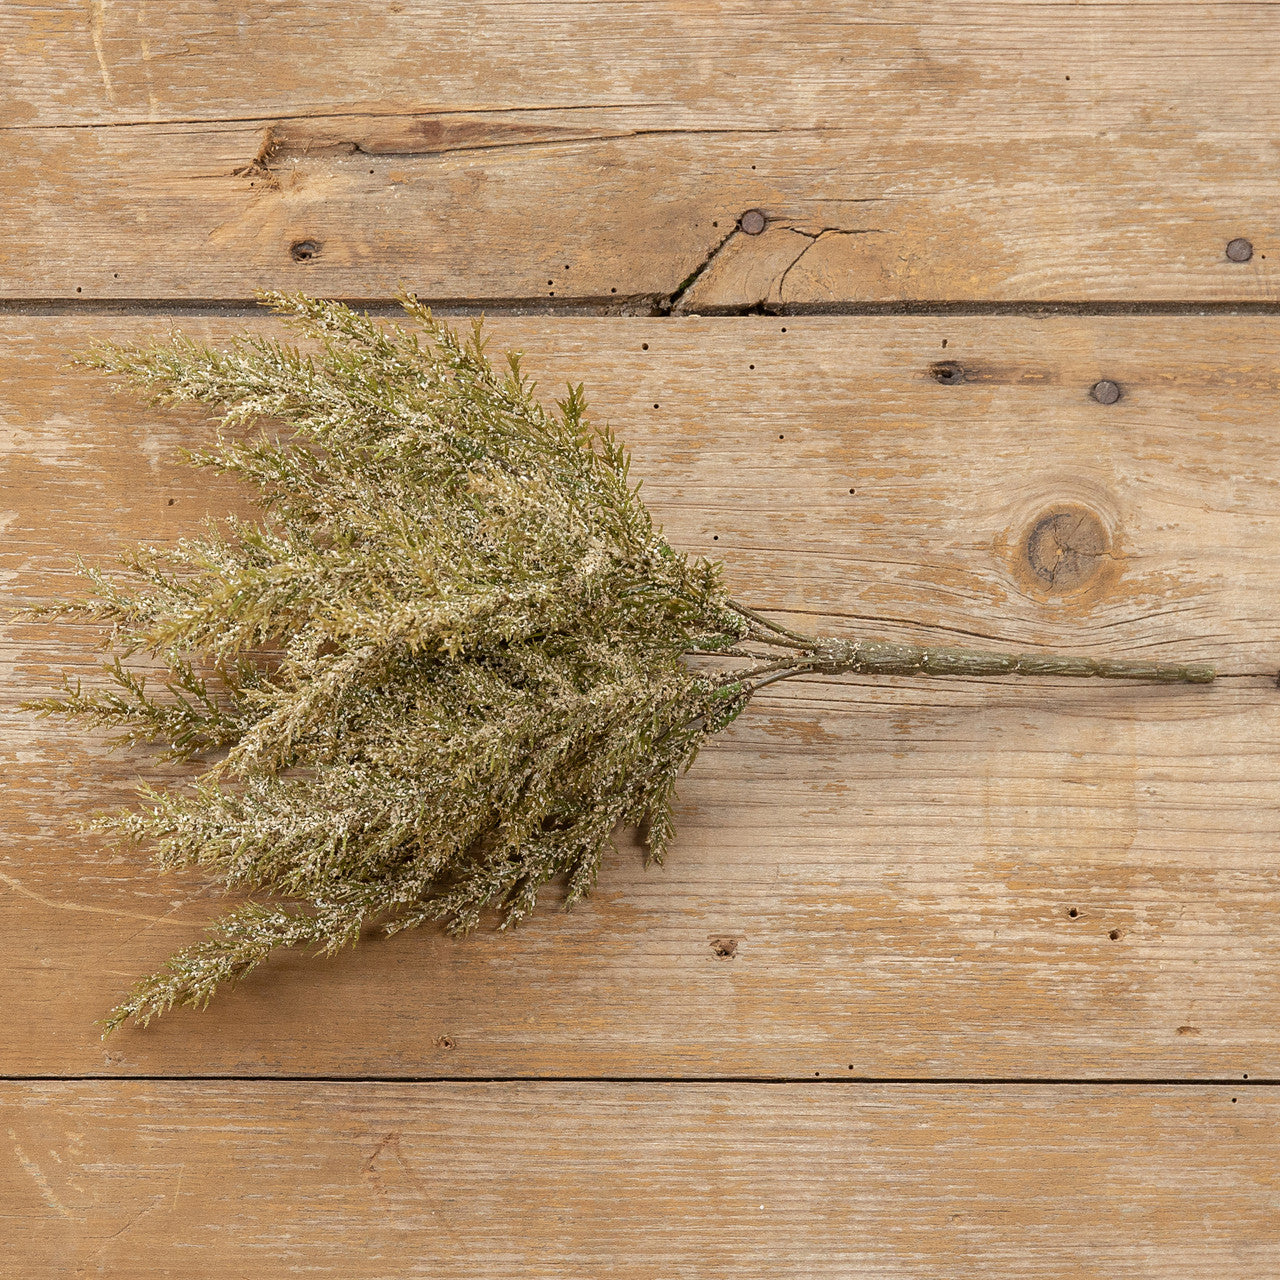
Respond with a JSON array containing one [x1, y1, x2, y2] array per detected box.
[[23, 292, 1214, 1032]]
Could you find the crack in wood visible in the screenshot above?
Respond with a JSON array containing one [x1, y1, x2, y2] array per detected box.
[[347, 126, 769, 159], [665, 224, 743, 314], [774, 227, 889, 300], [0, 103, 680, 133]]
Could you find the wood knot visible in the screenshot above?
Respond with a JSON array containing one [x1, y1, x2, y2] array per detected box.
[[1023, 507, 1110, 593]]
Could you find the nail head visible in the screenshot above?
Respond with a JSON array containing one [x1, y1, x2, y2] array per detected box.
[[1090, 379, 1122, 405], [739, 209, 766, 236], [1226, 237, 1254, 263], [290, 239, 321, 262]]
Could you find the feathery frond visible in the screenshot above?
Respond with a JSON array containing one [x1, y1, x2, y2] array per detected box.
[[29, 291, 761, 1031]]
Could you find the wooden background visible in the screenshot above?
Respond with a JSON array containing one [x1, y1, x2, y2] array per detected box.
[[3, 3, 1279, 1275]]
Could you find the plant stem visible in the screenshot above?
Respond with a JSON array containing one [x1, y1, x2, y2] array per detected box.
[[723, 604, 1216, 687], [725, 600, 813, 648], [781, 636, 1215, 684]]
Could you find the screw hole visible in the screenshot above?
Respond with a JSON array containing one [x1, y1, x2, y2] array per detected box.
[[653, 403, 660, 409], [611, 287, 617, 293], [75, 287, 82, 293], [290, 240, 320, 262], [778, 433, 785, 440], [930, 360, 965, 384], [641, 343, 649, 350], [712, 535, 718, 540], [1068, 908, 1079, 918], [1109, 929, 1121, 941], [848, 487, 856, 495], [749, 364, 755, 369], [167, 498, 175, 506], [941, 338, 948, 348]]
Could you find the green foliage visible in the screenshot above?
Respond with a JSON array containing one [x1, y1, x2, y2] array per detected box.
[[27, 291, 808, 1033]]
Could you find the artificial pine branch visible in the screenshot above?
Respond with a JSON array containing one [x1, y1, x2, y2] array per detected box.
[[22, 291, 1215, 1033]]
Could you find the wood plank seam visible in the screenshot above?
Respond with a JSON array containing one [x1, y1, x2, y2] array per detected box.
[[6, 301, 1280, 318]]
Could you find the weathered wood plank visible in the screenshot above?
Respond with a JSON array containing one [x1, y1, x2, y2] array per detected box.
[[3, 314, 1280, 1076], [2, 3, 1277, 303], [2, 1082, 1276, 1277]]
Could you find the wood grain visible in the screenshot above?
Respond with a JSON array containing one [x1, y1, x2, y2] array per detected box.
[[2, 1082, 1276, 1278], [3, 2, 1277, 303], [4, 314, 1280, 1078]]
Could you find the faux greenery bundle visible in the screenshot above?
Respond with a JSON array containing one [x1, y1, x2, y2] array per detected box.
[[25, 292, 1216, 1033]]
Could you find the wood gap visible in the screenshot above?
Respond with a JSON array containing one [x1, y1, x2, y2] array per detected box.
[[0, 1075, 1271, 1086], [5, 299, 1280, 318]]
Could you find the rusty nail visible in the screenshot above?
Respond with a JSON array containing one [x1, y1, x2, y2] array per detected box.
[[1226, 238, 1254, 263], [929, 360, 965, 385], [1090, 379, 1121, 405], [290, 239, 320, 262], [739, 209, 766, 236]]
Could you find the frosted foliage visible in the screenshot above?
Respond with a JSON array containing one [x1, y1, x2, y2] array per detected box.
[[29, 293, 761, 1032]]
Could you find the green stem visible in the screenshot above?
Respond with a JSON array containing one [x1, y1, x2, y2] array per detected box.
[[725, 599, 812, 648], [798, 637, 1215, 684]]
